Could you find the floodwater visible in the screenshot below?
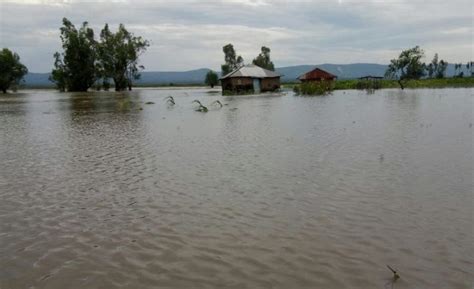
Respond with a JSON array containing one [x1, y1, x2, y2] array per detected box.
[[0, 87, 472, 289]]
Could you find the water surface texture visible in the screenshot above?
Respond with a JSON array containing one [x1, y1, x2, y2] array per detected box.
[[0, 88, 472, 289]]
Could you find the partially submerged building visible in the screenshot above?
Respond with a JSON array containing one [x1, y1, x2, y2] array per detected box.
[[220, 64, 281, 94], [297, 68, 337, 83], [356, 75, 384, 89]]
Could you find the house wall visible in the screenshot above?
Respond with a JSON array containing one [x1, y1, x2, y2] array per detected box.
[[221, 77, 252, 91], [221, 77, 280, 93], [261, 77, 280, 92]]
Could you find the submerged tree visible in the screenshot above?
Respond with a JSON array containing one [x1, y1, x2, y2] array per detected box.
[[0, 48, 28, 93], [221, 44, 243, 76], [252, 46, 275, 71], [51, 18, 97, 92], [50, 18, 149, 92], [98, 24, 149, 91], [204, 70, 219, 88], [385, 46, 426, 89], [385, 46, 426, 80]]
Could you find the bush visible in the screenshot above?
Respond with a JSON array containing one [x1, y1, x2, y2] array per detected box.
[[294, 81, 332, 95], [356, 79, 382, 90]]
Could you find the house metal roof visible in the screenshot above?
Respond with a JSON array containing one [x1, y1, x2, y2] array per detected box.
[[358, 75, 384, 79], [220, 64, 281, 79], [297, 68, 337, 80]]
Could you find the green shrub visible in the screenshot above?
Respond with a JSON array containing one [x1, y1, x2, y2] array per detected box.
[[294, 81, 333, 95]]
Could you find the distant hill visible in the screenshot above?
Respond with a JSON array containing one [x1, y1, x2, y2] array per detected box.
[[22, 72, 53, 87], [22, 64, 471, 87], [137, 68, 213, 85]]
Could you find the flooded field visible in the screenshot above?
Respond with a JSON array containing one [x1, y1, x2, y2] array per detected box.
[[0, 88, 472, 289]]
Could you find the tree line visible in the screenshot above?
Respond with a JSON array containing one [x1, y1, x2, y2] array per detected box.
[[1, 30, 473, 93], [385, 46, 473, 89], [50, 18, 149, 92]]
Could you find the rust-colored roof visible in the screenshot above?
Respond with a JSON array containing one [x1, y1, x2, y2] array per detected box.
[[297, 68, 337, 80]]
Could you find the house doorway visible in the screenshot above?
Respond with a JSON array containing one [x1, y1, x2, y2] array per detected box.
[[253, 78, 261, 93]]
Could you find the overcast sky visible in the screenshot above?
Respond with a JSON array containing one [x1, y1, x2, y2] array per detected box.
[[0, 0, 472, 72]]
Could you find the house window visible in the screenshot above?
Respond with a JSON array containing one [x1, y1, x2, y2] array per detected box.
[[237, 79, 242, 85]]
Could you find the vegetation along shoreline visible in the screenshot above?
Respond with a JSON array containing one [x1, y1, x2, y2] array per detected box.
[[1, 19, 473, 94]]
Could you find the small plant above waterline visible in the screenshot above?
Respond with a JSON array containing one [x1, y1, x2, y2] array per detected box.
[[164, 96, 175, 105], [210, 100, 223, 108], [192, 100, 208, 112], [293, 81, 333, 96], [386, 265, 401, 281]]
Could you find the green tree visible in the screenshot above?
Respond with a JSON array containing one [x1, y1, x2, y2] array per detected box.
[[426, 53, 448, 79], [252, 46, 275, 71], [204, 70, 219, 88], [454, 63, 464, 78], [98, 24, 149, 91], [0, 48, 28, 93], [467, 61, 474, 77], [385, 46, 426, 82], [221, 44, 243, 76], [426, 63, 434, 78], [49, 52, 66, 91], [435, 60, 448, 79], [51, 18, 97, 92], [427, 53, 438, 78]]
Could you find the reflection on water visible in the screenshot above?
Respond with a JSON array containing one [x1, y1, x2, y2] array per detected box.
[[0, 88, 472, 289]]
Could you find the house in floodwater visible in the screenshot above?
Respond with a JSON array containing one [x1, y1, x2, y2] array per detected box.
[[220, 64, 281, 94], [356, 75, 384, 89], [297, 68, 337, 83]]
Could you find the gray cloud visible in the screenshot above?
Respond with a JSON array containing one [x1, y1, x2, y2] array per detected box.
[[0, 0, 472, 72]]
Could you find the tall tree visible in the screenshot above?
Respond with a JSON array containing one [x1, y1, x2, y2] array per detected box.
[[50, 18, 97, 92], [427, 53, 438, 78], [426, 53, 448, 79], [221, 44, 243, 76], [385, 46, 426, 81], [252, 46, 275, 71], [435, 60, 448, 79], [98, 24, 149, 91], [0, 48, 28, 93], [454, 63, 464, 78], [49, 52, 66, 91], [204, 70, 218, 88]]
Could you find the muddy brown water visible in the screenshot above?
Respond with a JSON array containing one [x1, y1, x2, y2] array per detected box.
[[0, 88, 472, 289]]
